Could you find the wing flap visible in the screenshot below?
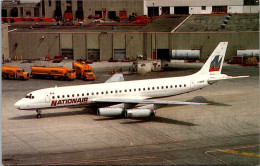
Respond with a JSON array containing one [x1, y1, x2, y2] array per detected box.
[[93, 98, 208, 105]]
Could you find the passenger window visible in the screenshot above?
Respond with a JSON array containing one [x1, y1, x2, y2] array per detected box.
[[157, 86, 159, 89], [91, 92, 94, 95], [152, 87, 155, 90], [115, 90, 118, 93], [125, 89, 127, 92], [87, 93, 89, 96], [96, 92, 99, 95], [106, 91, 108, 94], [161, 86, 164, 89], [175, 85, 177, 88], [119, 90, 122, 93], [52, 96, 55, 99], [143, 88, 145, 91], [148, 87, 150, 90], [139, 88, 141, 91], [62, 95, 65, 98], [170, 85, 173, 88], [129, 89, 131, 92], [67, 95, 70, 97], [184, 84, 186, 87], [134, 89, 136, 91], [179, 85, 182, 87], [111, 91, 113, 94], [101, 92, 104, 94], [77, 94, 79, 97], [166, 86, 168, 89], [57, 96, 60, 98], [72, 94, 75, 97], [82, 93, 84, 96]]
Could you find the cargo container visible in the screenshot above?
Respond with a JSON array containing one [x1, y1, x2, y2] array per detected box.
[[31, 66, 76, 80], [2, 66, 30, 80], [73, 61, 96, 80]]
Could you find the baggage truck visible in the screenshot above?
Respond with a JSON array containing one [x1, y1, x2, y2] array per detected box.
[[2, 66, 30, 80], [31, 66, 76, 80], [73, 61, 96, 80]]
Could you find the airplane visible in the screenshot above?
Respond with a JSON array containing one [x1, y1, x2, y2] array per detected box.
[[14, 42, 249, 119]]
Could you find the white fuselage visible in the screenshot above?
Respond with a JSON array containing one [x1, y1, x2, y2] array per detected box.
[[14, 73, 209, 110]]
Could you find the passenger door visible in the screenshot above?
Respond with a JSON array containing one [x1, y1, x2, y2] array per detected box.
[[190, 80, 195, 90], [45, 93, 50, 102]]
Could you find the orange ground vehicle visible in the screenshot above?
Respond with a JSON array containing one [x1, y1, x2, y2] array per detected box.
[[73, 61, 96, 80], [2, 66, 30, 80], [31, 66, 76, 80]]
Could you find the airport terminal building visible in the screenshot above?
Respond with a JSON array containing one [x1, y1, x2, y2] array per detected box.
[[2, 0, 259, 19], [38, 0, 258, 20]]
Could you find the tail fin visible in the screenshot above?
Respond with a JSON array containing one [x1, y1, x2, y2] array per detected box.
[[197, 42, 228, 75]]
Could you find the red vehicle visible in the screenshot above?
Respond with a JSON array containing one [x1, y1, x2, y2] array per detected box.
[[118, 11, 128, 22], [64, 12, 72, 22], [40, 17, 55, 22], [94, 14, 101, 19], [132, 16, 151, 24], [53, 54, 62, 63]]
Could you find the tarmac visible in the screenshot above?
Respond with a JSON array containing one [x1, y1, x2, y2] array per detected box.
[[2, 61, 259, 165]]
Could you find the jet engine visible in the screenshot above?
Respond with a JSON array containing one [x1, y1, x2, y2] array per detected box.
[[125, 109, 156, 118], [97, 107, 124, 116]]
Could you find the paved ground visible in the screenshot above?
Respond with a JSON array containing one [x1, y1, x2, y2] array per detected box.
[[2, 62, 259, 165]]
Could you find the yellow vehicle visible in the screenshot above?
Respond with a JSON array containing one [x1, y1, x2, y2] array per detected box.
[[2, 66, 30, 80], [31, 66, 76, 80], [73, 61, 96, 80]]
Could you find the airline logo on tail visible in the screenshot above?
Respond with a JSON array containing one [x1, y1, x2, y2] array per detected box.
[[209, 55, 222, 72]]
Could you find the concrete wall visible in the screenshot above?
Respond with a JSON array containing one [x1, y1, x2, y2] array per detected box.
[[171, 32, 259, 59], [126, 33, 144, 60], [73, 34, 86, 60], [2, 24, 10, 61], [9, 32, 60, 59], [144, 0, 244, 6], [243, 6, 260, 13], [100, 33, 113, 60], [44, 0, 56, 18], [8, 31, 259, 61], [2, 2, 39, 17], [60, 34, 72, 49], [83, 0, 144, 19], [42, 0, 144, 20]]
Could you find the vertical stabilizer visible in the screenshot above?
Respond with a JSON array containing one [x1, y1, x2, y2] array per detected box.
[[197, 42, 228, 75]]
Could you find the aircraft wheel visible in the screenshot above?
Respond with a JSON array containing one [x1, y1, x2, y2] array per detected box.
[[36, 113, 42, 119]]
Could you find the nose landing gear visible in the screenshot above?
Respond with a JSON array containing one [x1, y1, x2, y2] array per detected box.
[[36, 110, 42, 118]]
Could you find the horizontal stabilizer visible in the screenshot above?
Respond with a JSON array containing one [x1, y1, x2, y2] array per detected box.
[[208, 75, 249, 84]]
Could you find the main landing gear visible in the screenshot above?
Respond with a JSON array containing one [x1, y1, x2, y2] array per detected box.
[[36, 110, 42, 118]]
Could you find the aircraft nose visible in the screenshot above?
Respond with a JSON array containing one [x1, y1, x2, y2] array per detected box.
[[14, 100, 22, 109]]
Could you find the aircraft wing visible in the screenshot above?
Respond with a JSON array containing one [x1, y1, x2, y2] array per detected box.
[[105, 73, 125, 83], [93, 98, 208, 105]]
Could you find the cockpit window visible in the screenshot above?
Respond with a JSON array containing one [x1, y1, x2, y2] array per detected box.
[[25, 94, 35, 99]]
